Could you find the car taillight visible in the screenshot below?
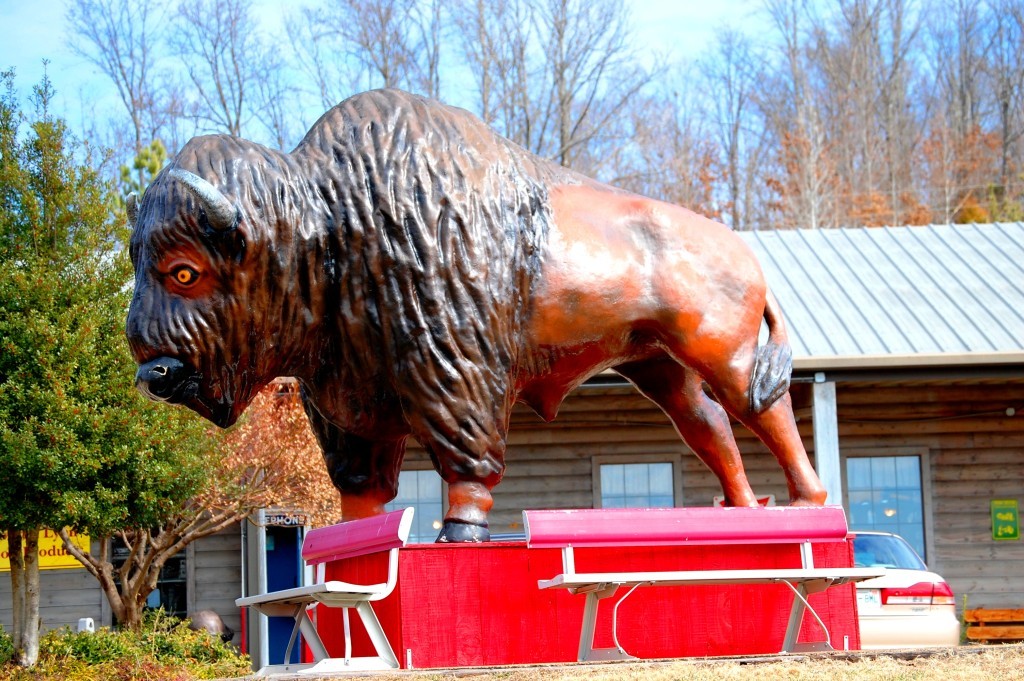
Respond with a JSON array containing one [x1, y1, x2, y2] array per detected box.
[[881, 581, 955, 606]]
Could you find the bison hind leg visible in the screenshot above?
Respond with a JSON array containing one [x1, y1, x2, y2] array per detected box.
[[615, 357, 759, 507]]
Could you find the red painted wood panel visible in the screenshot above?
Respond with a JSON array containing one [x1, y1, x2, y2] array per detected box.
[[318, 538, 860, 668]]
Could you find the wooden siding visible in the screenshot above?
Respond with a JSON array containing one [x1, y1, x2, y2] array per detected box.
[[404, 386, 795, 535], [0, 539, 105, 632], [190, 528, 242, 644]]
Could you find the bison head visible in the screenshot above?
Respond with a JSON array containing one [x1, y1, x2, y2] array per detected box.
[[125, 141, 293, 428]]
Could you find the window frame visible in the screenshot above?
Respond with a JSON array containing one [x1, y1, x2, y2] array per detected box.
[[841, 446, 935, 565], [385, 465, 447, 544], [591, 453, 684, 509], [106, 535, 190, 625]]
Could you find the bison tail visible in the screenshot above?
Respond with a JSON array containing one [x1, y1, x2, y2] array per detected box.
[[749, 289, 793, 414]]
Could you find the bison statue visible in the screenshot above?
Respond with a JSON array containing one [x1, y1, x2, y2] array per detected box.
[[126, 89, 826, 542]]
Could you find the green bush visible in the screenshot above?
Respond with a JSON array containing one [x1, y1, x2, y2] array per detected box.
[[39, 626, 138, 665], [0, 611, 250, 681], [0, 625, 13, 666]]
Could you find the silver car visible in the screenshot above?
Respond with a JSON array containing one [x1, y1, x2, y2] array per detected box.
[[852, 531, 960, 649]]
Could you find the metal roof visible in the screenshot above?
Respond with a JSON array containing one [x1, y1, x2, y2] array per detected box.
[[739, 223, 1024, 371]]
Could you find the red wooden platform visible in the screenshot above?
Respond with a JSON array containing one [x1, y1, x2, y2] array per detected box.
[[316, 537, 861, 669]]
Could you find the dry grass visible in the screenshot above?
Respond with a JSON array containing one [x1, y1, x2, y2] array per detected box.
[[280, 646, 1024, 681]]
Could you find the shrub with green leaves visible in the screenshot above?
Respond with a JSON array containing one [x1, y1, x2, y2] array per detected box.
[[0, 625, 13, 666], [0, 611, 250, 681]]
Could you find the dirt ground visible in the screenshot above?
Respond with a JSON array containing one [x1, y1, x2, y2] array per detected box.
[[259, 645, 1024, 681]]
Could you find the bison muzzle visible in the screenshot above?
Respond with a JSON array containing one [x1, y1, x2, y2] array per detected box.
[[125, 89, 826, 542]]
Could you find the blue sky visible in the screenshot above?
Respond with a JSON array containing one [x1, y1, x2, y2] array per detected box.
[[0, 0, 764, 132]]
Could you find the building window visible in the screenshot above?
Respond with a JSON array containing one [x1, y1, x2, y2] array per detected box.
[[846, 454, 926, 559], [384, 469, 444, 543], [599, 462, 675, 508]]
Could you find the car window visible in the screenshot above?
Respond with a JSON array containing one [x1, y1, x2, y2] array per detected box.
[[853, 534, 927, 569]]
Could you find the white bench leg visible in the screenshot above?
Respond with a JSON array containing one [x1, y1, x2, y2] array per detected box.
[[779, 581, 833, 653], [355, 601, 400, 668], [297, 607, 331, 661], [576, 585, 637, 662], [272, 602, 398, 675]]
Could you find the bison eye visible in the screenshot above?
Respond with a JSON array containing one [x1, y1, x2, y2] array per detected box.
[[172, 265, 199, 286]]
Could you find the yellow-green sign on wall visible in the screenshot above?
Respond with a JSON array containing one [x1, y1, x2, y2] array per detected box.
[[992, 499, 1020, 541], [0, 529, 90, 570]]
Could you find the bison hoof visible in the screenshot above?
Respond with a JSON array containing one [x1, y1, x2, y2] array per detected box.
[[436, 521, 489, 543]]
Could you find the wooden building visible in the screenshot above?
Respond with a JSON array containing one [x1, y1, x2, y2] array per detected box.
[[3, 223, 1022, 640]]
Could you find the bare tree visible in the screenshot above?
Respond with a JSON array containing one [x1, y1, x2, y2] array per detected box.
[[933, 0, 988, 139], [920, 109, 994, 223], [611, 85, 720, 216], [171, 0, 271, 138], [416, 0, 444, 98], [287, 7, 350, 112], [536, 0, 653, 172], [452, 0, 535, 137], [802, 0, 926, 226], [987, 0, 1024, 208], [757, 0, 932, 228], [452, 0, 653, 176], [701, 30, 770, 230], [918, 0, 1007, 222], [290, 0, 443, 104], [253, 53, 303, 150], [759, 0, 837, 228], [66, 0, 170, 183], [876, 0, 924, 224], [342, 0, 419, 89]]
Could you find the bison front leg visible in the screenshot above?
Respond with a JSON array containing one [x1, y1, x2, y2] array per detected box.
[[413, 421, 507, 543], [437, 479, 496, 542], [429, 443, 504, 542], [301, 394, 407, 520], [328, 435, 407, 520]]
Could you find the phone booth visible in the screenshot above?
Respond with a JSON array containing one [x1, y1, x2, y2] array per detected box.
[[241, 509, 310, 670]]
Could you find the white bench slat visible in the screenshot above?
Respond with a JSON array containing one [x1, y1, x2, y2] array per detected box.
[[237, 581, 388, 608]]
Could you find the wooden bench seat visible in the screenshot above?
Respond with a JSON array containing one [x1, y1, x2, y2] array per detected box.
[[525, 506, 885, 661], [236, 507, 413, 676]]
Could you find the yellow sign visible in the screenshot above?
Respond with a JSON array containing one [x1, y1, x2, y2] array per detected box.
[[0, 529, 91, 571]]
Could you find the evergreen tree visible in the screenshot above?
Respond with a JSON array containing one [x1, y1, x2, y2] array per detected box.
[[0, 70, 211, 660]]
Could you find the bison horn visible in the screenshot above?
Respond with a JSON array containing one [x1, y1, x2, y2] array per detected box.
[[169, 168, 238, 232], [126, 192, 139, 228]]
